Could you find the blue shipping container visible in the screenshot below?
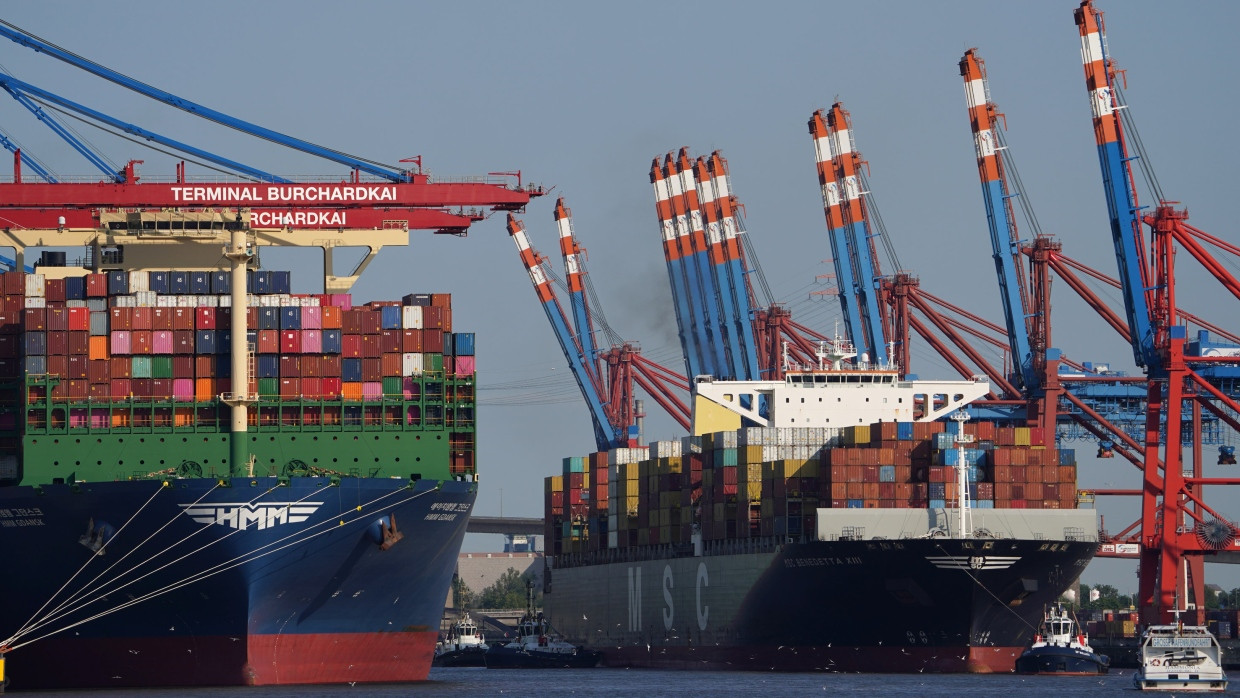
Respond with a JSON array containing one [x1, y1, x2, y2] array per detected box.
[[24, 355, 46, 374], [280, 308, 301, 330], [380, 306, 402, 330], [322, 330, 342, 354], [270, 271, 291, 294], [170, 271, 190, 295], [342, 358, 363, 382], [453, 332, 475, 356], [107, 270, 128, 295], [210, 272, 231, 294], [257, 355, 279, 378], [257, 308, 279, 331], [65, 276, 86, 300], [195, 330, 216, 354], [24, 332, 45, 355], [148, 271, 170, 295], [189, 272, 210, 295]]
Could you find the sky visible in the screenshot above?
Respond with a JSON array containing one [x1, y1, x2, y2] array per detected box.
[[2, 1, 1240, 593]]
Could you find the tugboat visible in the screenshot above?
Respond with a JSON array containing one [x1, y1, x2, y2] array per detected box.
[[485, 582, 601, 669], [433, 613, 489, 668], [1014, 603, 1109, 675], [1132, 613, 1228, 692]]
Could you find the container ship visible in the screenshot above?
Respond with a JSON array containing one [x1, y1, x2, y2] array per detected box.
[[0, 264, 477, 689], [543, 339, 1098, 673]]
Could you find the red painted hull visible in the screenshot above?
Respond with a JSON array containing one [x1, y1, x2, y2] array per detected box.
[[6, 631, 437, 689]]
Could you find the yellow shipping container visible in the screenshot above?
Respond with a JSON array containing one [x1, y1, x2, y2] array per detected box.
[[744, 445, 764, 464], [626, 480, 640, 498], [745, 463, 762, 483], [1014, 427, 1031, 446], [547, 475, 564, 494], [745, 481, 762, 501]]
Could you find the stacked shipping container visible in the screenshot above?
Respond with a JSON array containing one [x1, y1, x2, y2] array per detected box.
[[0, 269, 478, 482], [544, 420, 1079, 556]]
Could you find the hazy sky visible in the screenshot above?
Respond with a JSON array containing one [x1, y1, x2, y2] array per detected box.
[[3, 1, 1239, 592]]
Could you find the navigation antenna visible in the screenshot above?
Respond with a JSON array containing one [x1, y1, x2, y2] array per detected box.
[[951, 411, 975, 538]]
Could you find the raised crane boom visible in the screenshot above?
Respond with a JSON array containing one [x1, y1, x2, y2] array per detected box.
[[707, 152, 761, 379], [506, 213, 621, 450], [1073, 1, 1156, 370], [554, 199, 599, 372], [651, 157, 703, 379], [959, 49, 1037, 393]]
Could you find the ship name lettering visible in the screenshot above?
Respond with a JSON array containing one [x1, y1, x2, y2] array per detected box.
[[662, 565, 674, 631], [7, 518, 44, 527], [627, 567, 641, 632], [423, 512, 458, 521], [429, 502, 471, 512], [695, 562, 709, 631], [785, 556, 861, 568]]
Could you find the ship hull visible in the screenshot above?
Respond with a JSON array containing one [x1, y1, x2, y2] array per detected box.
[[546, 536, 1096, 673], [1014, 646, 1110, 675], [0, 476, 474, 690]]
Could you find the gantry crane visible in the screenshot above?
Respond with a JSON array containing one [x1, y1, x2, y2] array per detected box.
[[1076, 0, 1240, 625]]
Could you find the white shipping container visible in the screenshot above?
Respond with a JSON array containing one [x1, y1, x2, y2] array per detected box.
[[24, 274, 45, 297], [128, 271, 149, 293], [22, 296, 45, 309], [65, 300, 87, 308], [402, 305, 423, 329], [218, 295, 232, 307], [156, 295, 176, 307], [402, 352, 423, 376], [196, 295, 218, 307], [176, 296, 196, 307], [134, 291, 158, 307]]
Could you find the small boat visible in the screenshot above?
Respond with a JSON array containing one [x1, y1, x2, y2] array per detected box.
[[433, 613, 489, 668], [1014, 602, 1109, 675], [1132, 615, 1228, 692], [485, 583, 602, 669]]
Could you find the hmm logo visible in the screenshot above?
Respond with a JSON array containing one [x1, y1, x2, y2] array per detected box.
[[180, 502, 323, 530]]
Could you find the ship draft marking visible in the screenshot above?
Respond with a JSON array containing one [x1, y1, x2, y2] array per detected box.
[[924, 555, 1021, 570], [180, 502, 323, 530]]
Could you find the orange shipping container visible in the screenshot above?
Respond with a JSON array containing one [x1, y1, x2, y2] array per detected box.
[[341, 382, 364, 400], [89, 335, 109, 361], [195, 378, 216, 401]]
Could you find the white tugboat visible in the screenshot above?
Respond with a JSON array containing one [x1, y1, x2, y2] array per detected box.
[[433, 613, 489, 667], [1132, 613, 1227, 691], [1014, 602, 1109, 675]]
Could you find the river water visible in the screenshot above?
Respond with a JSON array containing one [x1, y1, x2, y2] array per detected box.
[[17, 667, 1222, 697]]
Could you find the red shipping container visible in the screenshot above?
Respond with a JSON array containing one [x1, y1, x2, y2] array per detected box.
[[196, 307, 216, 330], [45, 278, 66, 303], [150, 378, 171, 399], [131, 307, 152, 330], [280, 356, 301, 377], [321, 355, 341, 377], [89, 359, 110, 383], [67, 379, 89, 399], [110, 357, 132, 379], [423, 306, 444, 329], [341, 334, 362, 358], [111, 377, 132, 397], [89, 382, 111, 400], [69, 331, 89, 356], [279, 378, 300, 399], [321, 377, 342, 398], [150, 307, 173, 331], [362, 358, 382, 381], [423, 330, 444, 354], [173, 330, 195, 354], [301, 377, 323, 399], [381, 353, 401, 377], [173, 355, 194, 377], [402, 329, 423, 353], [131, 331, 152, 355], [47, 308, 68, 332], [380, 330, 401, 354], [301, 355, 322, 378], [3, 272, 24, 295], [280, 331, 301, 354], [68, 307, 89, 331], [109, 307, 132, 330], [24, 308, 46, 331], [258, 329, 279, 354], [47, 331, 68, 356], [170, 308, 194, 331], [194, 355, 215, 377], [86, 273, 107, 297], [66, 355, 88, 379], [361, 334, 381, 358]]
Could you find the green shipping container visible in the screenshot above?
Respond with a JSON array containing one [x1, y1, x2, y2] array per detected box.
[[131, 355, 152, 378], [150, 355, 173, 379], [258, 378, 279, 397], [382, 376, 403, 396], [426, 353, 444, 372]]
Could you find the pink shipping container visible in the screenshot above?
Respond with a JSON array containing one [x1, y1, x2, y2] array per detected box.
[[362, 381, 382, 400], [329, 294, 352, 310], [301, 329, 322, 354], [90, 409, 110, 429], [110, 331, 132, 355], [152, 330, 174, 354], [454, 356, 476, 376], [402, 376, 421, 399], [300, 306, 322, 329], [69, 408, 88, 428], [173, 378, 195, 401]]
